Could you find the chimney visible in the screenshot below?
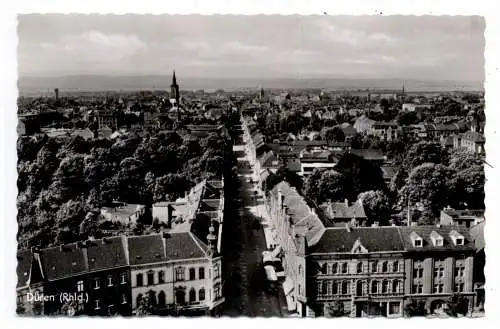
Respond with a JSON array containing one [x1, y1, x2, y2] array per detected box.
[[345, 223, 351, 232], [345, 199, 349, 207]]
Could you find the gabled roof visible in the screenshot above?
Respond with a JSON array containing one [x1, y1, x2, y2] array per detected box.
[[164, 232, 209, 260], [40, 244, 88, 281], [462, 131, 485, 143], [86, 236, 128, 272], [16, 250, 43, 288], [271, 181, 325, 247], [127, 234, 166, 266], [320, 200, 367, 224], [309, 227, 405, 254], [398, 226, 475, 251]]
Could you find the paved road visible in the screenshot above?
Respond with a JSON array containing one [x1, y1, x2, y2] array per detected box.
[[221, 140, 286, 317]]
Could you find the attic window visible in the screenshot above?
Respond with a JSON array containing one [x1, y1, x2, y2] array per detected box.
[[449, 230, 465, 246], [410, 232, 423, 248], [430, 231, 444, 247], [456, 238, 464, 246]]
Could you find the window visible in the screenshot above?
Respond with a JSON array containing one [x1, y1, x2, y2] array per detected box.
[[77, 280, 84, 292], [214, 283, 221, 299], [94, 278, 100, 290], [357, 262, 363, 273], [176, 289, 186, 304], [341, 262, 348, 274], [412, 284, 423, 294], [120, 272, 127, 284], [413, 268, 423, 278], [382, 280, 389, 294], [322, 281, 328, 295], [371, 261, 378, 273], [17, 294, 23, 305], [94, 299, 100, 310], [455, 264, 465, 277], [316, 281, 322, 295], [434, 267, 444, 278], [356, 281, 364, 296], [393, 280, 400, 293], [147, 271, 154, 286], [298, 284, 302, 295], [175, 267, 185, 281], [414, 239, 422, 247], [433, 283, 444, 293], [392, 261, 399, 273], [455, 283, 464, 293], [214, 264, 220, 278], [136, 273, 143, 287], [121, 294, 127, 304], [158, 291, 166, 306], [199, 267, 205, 280], [456, 238, 464, 246], [199, 288, 206, 301], [158, 271, 165, 284], [136, 294, 143, 308], [331, 263, 338, 274], [371, 281, 378, 294], [107, 275, 113, 287], [341, 281, 349, 295], [189, 268, 196, 280], [389, 302, 401, 315], [382, 261, 388, 273], [435, 238, 443, 247], [332, 281, 338, 295]]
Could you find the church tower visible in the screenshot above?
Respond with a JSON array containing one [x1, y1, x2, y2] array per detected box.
[[170, 70, 180, 105]]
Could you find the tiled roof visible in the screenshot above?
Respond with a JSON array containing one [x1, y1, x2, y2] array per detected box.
[[462, 131, 485, 143], [350, 149, 385, 161], [127, 235, 166, 266], [470, 221, 485, 250], [86, 236, 128, 272], [259, 150, 278, 167], [41, 244, 88, 281], [308, 226, 475, 255], [321, 200, 367, 224], [271, 182, 325, 247], [17, 250, 34, 288], [398, 226, 475, 252], [164, 232, 209, 260], [310, 227, 405, 254]]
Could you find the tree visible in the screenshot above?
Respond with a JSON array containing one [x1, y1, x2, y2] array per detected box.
[[447, 294, 469, 317], [404, 141, 447, 171], [335, 153, 386, 200], [324, 299, 346, 317], [398, 163, 454, 216], [404, 300, 427, 317], [358, 190, 391, 225], [304, 168, 325, 205], [323, 126, 345, 143], [317, 170, 347, 203]]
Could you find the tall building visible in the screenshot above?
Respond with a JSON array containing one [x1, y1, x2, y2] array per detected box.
[[170, 70, 180, 105], [54, 88, 59, 102], [168, 71, 183, 122], [266, 181, 477, 318]]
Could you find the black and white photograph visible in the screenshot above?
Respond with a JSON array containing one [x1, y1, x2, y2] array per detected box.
[[14, 13, 486, 318]]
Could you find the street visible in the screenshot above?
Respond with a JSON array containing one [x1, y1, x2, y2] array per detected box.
[[221, 132, 286, 317]]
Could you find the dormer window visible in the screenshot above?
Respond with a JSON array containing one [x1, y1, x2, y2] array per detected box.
[[430, 231, 444, 247], [449, 230, 465, 246], [410, 232, 423, 248]]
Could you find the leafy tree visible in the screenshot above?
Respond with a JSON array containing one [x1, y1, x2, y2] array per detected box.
[[323, 126, 345, 143], [404, 300, 427, 317], [335, 153, 386, 200], [447, 294, 469, 317], [396, 111, 419, 126], [325, 299, 346, 317], [398, 163, 454, 216], [404, 141, 447, 171], [317, 170, 347, 203], [358, 190, 391, 224], [304, 168, 325, 205]]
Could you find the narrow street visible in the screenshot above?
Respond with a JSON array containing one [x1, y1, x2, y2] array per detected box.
[[221, 127, 286, 317]]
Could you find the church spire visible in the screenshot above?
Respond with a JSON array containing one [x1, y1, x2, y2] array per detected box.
[[171, 70, 177, 86]]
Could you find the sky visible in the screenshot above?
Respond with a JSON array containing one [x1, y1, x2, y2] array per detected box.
[[17, 15, 485, 81]]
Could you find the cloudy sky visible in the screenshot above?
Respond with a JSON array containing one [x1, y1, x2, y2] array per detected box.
[[18, 15, 485, 81]]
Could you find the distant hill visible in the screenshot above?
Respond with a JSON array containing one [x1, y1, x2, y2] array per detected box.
[[17, 75, 484, 95]]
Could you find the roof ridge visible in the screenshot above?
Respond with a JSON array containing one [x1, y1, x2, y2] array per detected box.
[[189, 232, 209, 258]]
